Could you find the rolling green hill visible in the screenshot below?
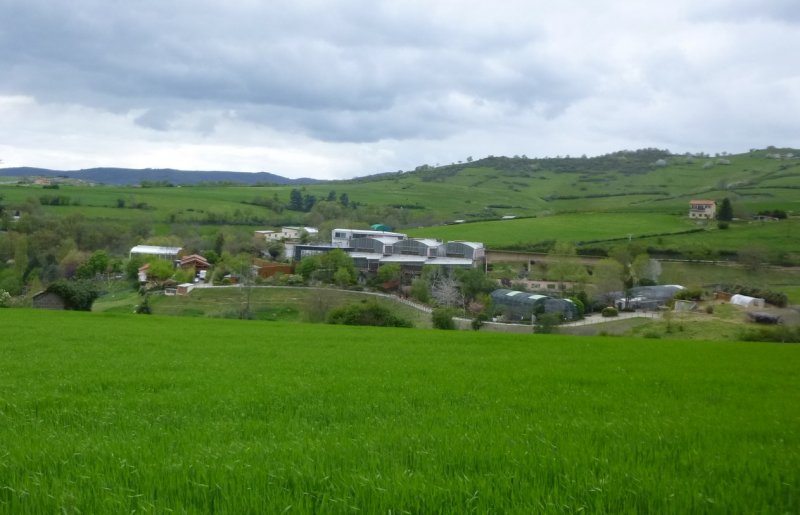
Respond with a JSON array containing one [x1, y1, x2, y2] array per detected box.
[[1, 309, 798, 513], [1, 147, 797, 267], [3, 148, 797, 227]]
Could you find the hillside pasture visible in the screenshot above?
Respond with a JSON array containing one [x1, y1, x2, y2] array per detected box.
[[407, 213, 696, 248], [0, 310, 797, 513], [642, 219, 800, 262]]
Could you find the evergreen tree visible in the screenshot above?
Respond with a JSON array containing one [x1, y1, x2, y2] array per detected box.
[[718, 198, 733, 221], [289, 189, 304, 211]]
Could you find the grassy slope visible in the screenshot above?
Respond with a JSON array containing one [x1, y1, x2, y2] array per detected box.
[[658, 262, 800, 289], [0, 310, 798, 513], [95, 286, 433, 328]]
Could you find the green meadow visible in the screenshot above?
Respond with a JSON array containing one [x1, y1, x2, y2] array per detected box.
[[1, 310, 798, 513]]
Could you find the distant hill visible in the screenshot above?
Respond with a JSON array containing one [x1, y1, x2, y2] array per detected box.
[[0, 167, 321, 186]]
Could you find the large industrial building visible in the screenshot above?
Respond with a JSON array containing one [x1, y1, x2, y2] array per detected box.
[[294, 228, 485, 276]]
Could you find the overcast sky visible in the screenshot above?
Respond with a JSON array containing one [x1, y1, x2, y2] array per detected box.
[[1, 1, 798, 179]]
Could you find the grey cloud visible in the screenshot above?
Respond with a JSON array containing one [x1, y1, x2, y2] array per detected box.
[[0, 0, 586, 142], [2, 0, 799, 178]]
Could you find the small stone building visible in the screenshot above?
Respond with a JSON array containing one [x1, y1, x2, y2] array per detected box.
[[32, 290, 66, 310]]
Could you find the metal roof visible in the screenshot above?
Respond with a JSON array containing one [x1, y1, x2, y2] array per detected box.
[[333, 228, 406, 238], [379, 255, 428, 263], [352, 236, 398, 245], [348, 252, 383, 260], [425, 257, 473, 266], [409, 238, 441, 247], [449, 241, 484, 249], [130, 245, 182, 255]]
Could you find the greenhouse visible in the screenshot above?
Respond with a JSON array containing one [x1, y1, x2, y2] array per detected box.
[[490, 289, 579, 322], [610, 285, 685, 310]]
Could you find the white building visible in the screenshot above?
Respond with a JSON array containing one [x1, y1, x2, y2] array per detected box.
[[331, 228, 406, 247], [255, 226, 318, 242], [689, 199, 716, 219]]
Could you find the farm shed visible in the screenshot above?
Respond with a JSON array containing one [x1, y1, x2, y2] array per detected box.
[[32, 290, 66, 310], [673, 300, 697, 312], [731, 294, 766, 308], [176, 283, 195, 296]]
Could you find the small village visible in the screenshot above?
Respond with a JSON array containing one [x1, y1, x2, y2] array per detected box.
[[25, 196, 791, 334]]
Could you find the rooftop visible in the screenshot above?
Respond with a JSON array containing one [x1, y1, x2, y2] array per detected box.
[[130, 245, 182, 255]]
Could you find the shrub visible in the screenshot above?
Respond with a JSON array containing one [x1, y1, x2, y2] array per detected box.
[[45, 280, 99, 311], [0, 289, 10, 307], [567, 297, 585, 318], [739, 326, 800, 343], [674, 288, 704, 301], [432, 308, 457, 330], [135, 295, 152, 315], [410, 278, 431, 304], [601, 307, 619, 317], [534, 312, 562, 333], [471, 313, 489, 331], [717, 221, 729, 230], [327, 301, 412, 328]]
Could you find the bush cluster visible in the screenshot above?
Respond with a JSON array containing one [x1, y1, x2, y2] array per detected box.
[[432, 308, 457, 330], [601, 307, 619, 317], [327, 301, 412, 328], [739, 326, 800, 343]]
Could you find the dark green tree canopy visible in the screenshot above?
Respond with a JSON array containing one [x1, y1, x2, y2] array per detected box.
[[718, 197, 733, 221]]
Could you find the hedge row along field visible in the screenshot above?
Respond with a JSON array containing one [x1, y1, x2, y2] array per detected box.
[[1, 310, 798, 513]]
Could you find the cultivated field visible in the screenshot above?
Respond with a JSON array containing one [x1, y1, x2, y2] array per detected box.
[[1, 310, 798, 513]]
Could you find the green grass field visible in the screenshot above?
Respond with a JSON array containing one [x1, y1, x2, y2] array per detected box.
[[1, 310, 798, 513]]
